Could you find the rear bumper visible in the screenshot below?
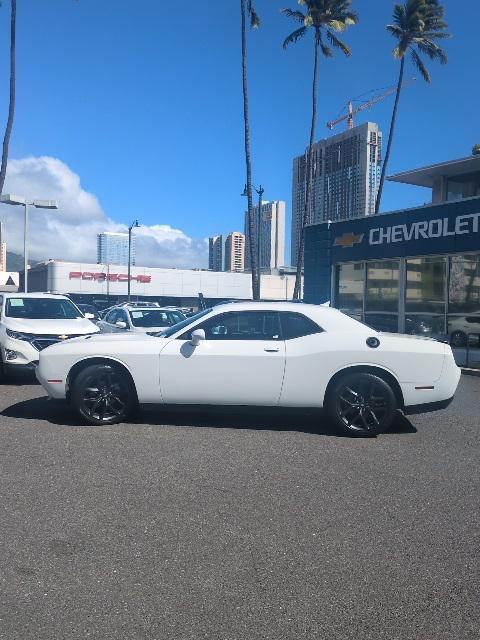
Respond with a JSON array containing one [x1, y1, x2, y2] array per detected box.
[[404, 395, 454, 416]]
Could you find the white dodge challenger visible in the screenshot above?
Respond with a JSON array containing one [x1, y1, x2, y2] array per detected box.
[[36, 302, 461, 436]]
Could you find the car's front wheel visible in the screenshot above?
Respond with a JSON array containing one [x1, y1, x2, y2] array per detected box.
[[326, 372, 397, 437], [71, 363, 137, 426]]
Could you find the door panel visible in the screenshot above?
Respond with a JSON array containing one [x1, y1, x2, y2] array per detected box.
[[159, 337, 285, 405]]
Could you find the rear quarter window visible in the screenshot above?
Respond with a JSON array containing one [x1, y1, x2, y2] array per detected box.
[[280, 312, 324, 340]]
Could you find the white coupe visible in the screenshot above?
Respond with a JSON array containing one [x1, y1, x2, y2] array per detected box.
[[36, 302, 461, 436]]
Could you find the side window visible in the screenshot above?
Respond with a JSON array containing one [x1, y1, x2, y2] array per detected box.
[[280, 312, 324, 340], [117, 310, 129, 325], [0, 296, 3, 317], [106, 310, 118, 324], [180, 311, 281, 341]]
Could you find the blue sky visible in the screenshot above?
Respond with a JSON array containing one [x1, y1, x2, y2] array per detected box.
[[0, 0, 478, 266]]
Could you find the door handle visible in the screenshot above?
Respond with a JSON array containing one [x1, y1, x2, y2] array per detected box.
[[264, 347, 280, 353]]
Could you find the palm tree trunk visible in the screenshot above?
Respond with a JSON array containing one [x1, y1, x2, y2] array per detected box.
[[375, 56, 405, 215], [293, 31, 319, 300], [241, 0, 259, 300], [0, 0, 16, 197]]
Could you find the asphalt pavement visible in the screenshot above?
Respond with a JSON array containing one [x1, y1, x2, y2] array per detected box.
[[0, 376, 478, 640]]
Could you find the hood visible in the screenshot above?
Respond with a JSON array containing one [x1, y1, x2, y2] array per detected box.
[[68, 332, 154, 344], [4, 317, 100, 336], [133, 325, 168, 333]]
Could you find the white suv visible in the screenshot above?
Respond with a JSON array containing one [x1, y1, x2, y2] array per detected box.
[[0, 293, 100, 377]]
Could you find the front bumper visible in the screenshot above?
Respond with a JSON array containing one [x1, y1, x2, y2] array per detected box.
[[3, 360, 39, 376], [35, 365, 67, 400], [1, 340, 41, 371]]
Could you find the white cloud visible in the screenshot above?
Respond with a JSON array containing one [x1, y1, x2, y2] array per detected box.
[[0, 156, 208, 269]]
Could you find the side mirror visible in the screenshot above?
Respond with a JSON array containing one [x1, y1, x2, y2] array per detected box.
[[85, 312, 95, 320], [115, 320, 127, 330], [190, 328, 205, 346]]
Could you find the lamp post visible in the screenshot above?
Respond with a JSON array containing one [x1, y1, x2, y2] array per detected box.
[[0, 194, 58, 292], [241, 183, 264, 299], [127, 219, 139, 302]]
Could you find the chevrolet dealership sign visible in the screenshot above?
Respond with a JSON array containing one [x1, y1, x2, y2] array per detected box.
[[334, 211, 480, 248], [369, 212, 480, 246]]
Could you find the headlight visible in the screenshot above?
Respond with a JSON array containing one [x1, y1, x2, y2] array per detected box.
[[6, 329, 28, 341]]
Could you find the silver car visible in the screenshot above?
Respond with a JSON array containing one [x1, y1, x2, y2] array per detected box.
[[98, 305, 186, 335]]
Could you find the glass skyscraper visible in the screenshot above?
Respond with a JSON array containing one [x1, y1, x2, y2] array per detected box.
[[97, 232, 135, 266]]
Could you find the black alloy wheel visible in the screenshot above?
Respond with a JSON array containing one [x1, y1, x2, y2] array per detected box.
[[71, 364, 137, 426], [326, 372, 397, 437]]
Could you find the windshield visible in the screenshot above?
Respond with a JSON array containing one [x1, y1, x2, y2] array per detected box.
[[153, 308, 212, 337], [128, 309, 186, 328], [5, 297, 83, 320]]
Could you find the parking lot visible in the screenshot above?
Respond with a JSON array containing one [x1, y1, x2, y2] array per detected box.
[[0, 375, 478, 640]]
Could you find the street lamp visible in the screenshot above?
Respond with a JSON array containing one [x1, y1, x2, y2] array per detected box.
[[241, 183, 265, 294], [127, 219, 139, 302], [0, 194, 58, 292]]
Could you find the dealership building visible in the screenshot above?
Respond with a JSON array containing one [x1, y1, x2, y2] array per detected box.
[[304, 155, 480, 346], [26, 261, 297, 309]]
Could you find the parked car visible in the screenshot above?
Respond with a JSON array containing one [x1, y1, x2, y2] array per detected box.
[[36, 302, 460, 436], [0, 292, 99, 377], [97, 304, 186, 334], [448, 312, 480, 347], [76, 303, 101, 322]]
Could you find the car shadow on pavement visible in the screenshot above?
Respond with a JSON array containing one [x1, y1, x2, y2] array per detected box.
[[1, 396, 417, 437]]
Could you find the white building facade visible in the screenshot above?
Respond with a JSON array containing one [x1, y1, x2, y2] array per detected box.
[[291, 122, 382, 267], [26, 261, 298, 307]]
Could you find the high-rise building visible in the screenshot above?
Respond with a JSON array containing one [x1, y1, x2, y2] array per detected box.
[[224, 232, 245, 273], [244, 200, 286, 272], [0, 222, 6, 272], [208, 235, 225, 271], [97, 232, 134, 266], [291, 122, 382, 267]]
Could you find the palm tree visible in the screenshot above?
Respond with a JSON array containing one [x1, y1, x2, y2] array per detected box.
[[375, 0, 449, 214], [0, 0, 16, 197], [282, 0, 357, 300], [241, 0, 260, 300]]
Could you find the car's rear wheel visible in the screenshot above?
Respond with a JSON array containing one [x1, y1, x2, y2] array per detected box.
[[326, 372, 397, 437], [71, 364, 137, 425]]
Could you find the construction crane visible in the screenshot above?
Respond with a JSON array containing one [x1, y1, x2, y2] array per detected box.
[[326, 78, 416, 131]]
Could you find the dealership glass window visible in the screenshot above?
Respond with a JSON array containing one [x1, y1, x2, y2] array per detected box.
[[448, 254, 480, 347], [335, 262, 364, 317], [447, 180, 467, 202], [365, 260, 399, 312], [364, 312, 399, 333], [405, 313, 446, 337], [405, 257, 446, 314], [448, 255, 480, 313]]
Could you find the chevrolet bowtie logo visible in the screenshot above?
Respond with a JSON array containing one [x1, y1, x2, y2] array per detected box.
[[334, 232, 364, 249], [58, 335, 69, 340]]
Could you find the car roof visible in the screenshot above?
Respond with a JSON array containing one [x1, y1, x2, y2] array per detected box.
[[209, 301, 330, 313], [203, 301, 370, 334], [2, 292, 71, 299], [112, 305, 179, 312]]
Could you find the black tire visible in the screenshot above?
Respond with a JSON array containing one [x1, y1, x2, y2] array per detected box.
[[326, 372, 397, 437], [71, 364, 137, 426], [450, 331, 467, 348]]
